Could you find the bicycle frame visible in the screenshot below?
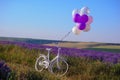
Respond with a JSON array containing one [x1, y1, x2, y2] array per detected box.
[[46, 47, 61, 69]]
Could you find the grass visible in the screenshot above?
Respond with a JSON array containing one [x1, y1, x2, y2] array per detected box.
[[0, 44, 120, 80], [86, 45, 120, 53], [45, 42, 120, 53], [93, 45, 120, 49], [45, 42, 99, 49], [86, 48, 120, 53]]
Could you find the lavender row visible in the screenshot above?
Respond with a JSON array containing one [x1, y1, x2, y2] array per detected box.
[[0, 41, 120, 64]]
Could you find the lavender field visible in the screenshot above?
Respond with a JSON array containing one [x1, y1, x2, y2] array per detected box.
[[1, 41, 120, 64], [0, 41, 120, 80]]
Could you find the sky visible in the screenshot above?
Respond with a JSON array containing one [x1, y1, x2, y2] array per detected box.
[[0, 0, 120, 43]]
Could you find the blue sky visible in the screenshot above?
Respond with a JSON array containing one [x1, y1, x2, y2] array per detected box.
[[0, 0, 120, 43]]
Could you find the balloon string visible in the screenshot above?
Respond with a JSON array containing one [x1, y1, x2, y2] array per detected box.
[[60, 31, 71, 41], [55, 30, 72, 47]]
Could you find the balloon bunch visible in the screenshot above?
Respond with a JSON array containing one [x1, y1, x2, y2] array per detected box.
[[72, 7, 93, 35]]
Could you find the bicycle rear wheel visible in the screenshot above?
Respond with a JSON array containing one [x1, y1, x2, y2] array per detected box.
[[35, 54, 47, 72], [49, 57, 68, 77]]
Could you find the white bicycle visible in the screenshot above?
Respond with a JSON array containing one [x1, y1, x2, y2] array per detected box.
[[35, 47, 68, 76]]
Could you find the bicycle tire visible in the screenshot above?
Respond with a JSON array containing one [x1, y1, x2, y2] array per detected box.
[[48, 57, 68, 77], [35, 54, 47, 72]]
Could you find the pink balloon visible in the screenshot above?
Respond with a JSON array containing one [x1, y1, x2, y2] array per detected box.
[[83, 25, 91, 32], [86, 16, 93, 25]]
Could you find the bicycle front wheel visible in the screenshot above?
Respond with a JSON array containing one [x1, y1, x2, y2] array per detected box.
[[35, 54, 47, 72], [49, 57, 68, 77]]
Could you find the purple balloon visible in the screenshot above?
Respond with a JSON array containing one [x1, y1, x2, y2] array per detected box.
[[73, 13, 81, 23], [79, 14, 88, 23], [78, 23, 86, 30]]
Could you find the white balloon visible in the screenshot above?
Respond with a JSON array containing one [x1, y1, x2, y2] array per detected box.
[[72, 9, 79, 17], [80, 7, 90, 15], [83, 25, 91, 32], [72, 26, 81, 35]]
